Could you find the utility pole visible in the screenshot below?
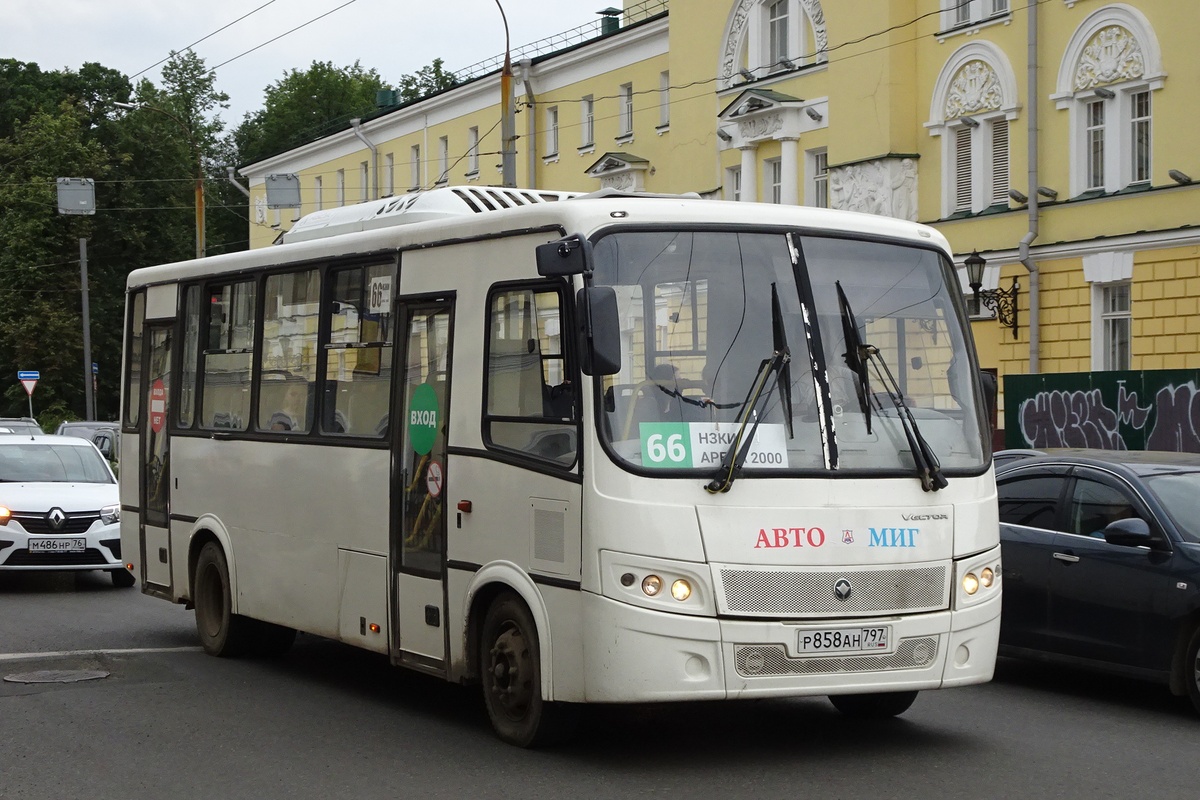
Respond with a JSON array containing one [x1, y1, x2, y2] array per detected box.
[[55, 178, 96, 421], [496, 0, 517, 187]]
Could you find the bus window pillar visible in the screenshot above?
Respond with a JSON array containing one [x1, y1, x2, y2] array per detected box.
[[739, 145, 758, 202]]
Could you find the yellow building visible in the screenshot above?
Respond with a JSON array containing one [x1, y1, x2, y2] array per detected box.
[[242, 0, 1200, 440]]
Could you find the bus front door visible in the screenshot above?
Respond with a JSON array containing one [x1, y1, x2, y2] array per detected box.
[[139, 324, 173, 592], [392, 298, 454, 671]]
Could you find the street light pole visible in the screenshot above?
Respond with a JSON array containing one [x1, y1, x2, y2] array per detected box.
[[495, 0, 517, 188], [115, 101, 205, 259]]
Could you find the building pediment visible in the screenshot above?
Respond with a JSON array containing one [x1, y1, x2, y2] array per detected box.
[[718, 89, 805, 120], [585, 152, 651, 191]]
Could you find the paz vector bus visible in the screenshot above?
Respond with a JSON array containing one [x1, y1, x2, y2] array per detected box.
[[119, 186, 1001, 746]]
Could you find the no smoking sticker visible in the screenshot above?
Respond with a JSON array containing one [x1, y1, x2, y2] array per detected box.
[[425, 460, 443, 498]]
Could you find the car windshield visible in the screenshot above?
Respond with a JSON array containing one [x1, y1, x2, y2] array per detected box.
[[1141, 471, 1200, 543], [592, 229, 987, 477], [0, 443, 113, 483]]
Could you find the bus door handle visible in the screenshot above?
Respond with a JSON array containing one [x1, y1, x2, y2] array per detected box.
[[456, 499, 472, 529], [1052, 552, 1080, 564]]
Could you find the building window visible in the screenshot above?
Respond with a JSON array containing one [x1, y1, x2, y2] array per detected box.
[[618, 83, 633, 138], [545, 106, 559, 156], [658, 71, 670, 128], [314, 176, 323, 211], [726, 166, 741, 201], [467, 127, 479, 175], [336, 169, 345, 206], [768, 1, 789, 67], [1131, 90, 1151, 184], [808, 148, 828, 208], [410, 145, 421, 189], [1085, 99, 1105, 190], [581, 96, 595, 147], [360, 161, 369, 202], [944, 0, 1009, 29], [437, 136, 448, 184], [1101, 282, 1131, 370], [947, 116, 1009, 215], [766, 159, 782, 204], [384, 153, 394, 196]]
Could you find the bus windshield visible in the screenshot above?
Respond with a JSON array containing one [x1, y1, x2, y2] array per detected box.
[[592, 229, 987, 478]]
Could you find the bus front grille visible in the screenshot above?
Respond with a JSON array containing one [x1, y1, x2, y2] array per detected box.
[[718, 565, 949, 617], [734, 637, 940, 677]]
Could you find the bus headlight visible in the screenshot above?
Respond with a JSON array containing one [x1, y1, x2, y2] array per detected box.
[[962, 572, 979, 595], [671, 579, 692, 601], [980, 567, 994, 588], [641, 575, 663, 597]]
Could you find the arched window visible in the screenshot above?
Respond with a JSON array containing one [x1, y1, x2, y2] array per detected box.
[[718, 0, 827, 87], [1052, 4, 1165, 196], [927, 42, 1020, 216]]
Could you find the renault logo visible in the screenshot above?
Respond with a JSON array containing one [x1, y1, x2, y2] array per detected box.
[[834, 578, 853, 601], [47, 508, 67, 530]]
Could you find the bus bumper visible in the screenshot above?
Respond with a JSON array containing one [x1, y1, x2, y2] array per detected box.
[[579, 591, 999, 703]]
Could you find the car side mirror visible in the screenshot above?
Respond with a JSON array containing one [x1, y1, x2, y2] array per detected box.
[[1103, 516, 1152, 547]]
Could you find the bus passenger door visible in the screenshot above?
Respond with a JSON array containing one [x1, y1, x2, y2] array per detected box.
[[139, 324, 173, 592], [392, 297, 454, 671]]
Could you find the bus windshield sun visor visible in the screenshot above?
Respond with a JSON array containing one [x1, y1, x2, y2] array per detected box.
[[836, 281, 947, 493]]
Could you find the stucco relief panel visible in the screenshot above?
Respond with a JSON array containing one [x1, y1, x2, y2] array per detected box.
[[829, 158, 918, 222], [1074, 26, 1145, 90], [944, 60, 1003, 119]]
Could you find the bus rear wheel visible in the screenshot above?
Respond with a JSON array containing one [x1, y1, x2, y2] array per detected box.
[[194, 541, 255, 657], [479, 592, 576, 747], [829, 690, 918, 719]]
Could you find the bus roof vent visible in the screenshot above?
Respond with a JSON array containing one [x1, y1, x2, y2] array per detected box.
[[281, 186, 582, 244]]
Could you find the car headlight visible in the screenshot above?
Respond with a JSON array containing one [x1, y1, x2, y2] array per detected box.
[[0, 506, 10, 526], [100, 504, 120, 525]]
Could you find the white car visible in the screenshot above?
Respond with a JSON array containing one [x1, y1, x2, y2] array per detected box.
[[0, 434, 131, 587]]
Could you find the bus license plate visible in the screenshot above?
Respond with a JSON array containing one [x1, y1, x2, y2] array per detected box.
[[797, 626, 891, 655], [29, 538, 85, 553]]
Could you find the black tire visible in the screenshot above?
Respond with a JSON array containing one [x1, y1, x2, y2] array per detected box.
[[1185, 626, 1200, 715], [479, 592, 577, 747], [193, 541, 255, 657], [829, 690, 919, 719], [110, 568, 136, 588], [254, 621, 298, 658]]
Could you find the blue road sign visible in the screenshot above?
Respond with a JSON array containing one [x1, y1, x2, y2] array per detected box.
[[17, 371, 39, 380]]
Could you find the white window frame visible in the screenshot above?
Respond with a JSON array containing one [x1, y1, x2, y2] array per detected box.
[[945, 114, 1010, 215], [467, 127, 479, 175], [410, 145, 421, 190], [765, 158, 782, 204], [1084, 251, 1134, 371], [359, 161, 369, 202], [580, 96, 595, 148], [336, 169, 345, 206], [314, 176, 323, 211], [384, 152, 394, 197], [806, 148, 828, 208], [618, 83, 634, 139], [1069, 85, 1157, 195], [941, 0, 1010, 30], [657, 71, 670, 129], [437, 136, 449, 185], [744, 0, 815, 76], [726, 166, 742, 202], [545, 106, 559, 157]]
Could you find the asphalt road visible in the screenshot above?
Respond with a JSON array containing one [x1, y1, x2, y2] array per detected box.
[[2, 571, 1199, 800]]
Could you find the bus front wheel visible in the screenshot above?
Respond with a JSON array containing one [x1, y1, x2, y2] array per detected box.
[[479, 592, 576, 747], [194, 541, 255, 657], [828, 690, 918, 719]]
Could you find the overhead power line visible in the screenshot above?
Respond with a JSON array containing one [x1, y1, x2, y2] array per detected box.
[[128, 0, 280, 80]]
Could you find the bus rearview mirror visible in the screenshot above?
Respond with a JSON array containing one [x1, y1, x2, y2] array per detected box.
[[578, 286, 620, 376]]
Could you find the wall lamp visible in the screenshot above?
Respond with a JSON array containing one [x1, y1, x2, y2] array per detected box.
[[738, 68, 756, 82], [717, 128, 733, 142], [805, 106, 823, 122], [1169, 169, 1193, 185], [965, 250, 1019, 339], [959, 115, 980, 128], [778, 57, 798, 70], [1036, 186, 1058, 200], [1008, 189, 1028, 204], [1093, 87, 1116, 99]]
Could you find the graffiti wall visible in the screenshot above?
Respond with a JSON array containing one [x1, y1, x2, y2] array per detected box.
[[1005, 370, 1200, 452]]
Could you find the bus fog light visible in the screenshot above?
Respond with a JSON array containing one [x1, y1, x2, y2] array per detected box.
[[671, 579, 692, 601], [641, 575, 663, 597], [980, 567, 994, 588], [620, 572, 636, 587], [963, 572, 979, 595]]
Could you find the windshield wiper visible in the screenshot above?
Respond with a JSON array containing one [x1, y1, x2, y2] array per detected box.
[[835, 282, 948, 493], [705, 284, 791, 494]]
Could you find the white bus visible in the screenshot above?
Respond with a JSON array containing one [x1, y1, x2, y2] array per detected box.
[[120, 186, 1001, 746]]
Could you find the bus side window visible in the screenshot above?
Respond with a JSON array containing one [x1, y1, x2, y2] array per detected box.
[[484, 284, 576, 465]]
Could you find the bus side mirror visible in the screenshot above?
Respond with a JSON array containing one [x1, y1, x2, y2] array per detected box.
[[578, 286, 621, 376], [537, 234, 591, 277]]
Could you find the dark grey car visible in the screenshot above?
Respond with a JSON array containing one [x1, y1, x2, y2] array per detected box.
[[996, 449, 1200, 714]]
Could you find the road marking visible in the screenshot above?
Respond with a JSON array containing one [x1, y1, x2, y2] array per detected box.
[[0, 646, 202, 662]]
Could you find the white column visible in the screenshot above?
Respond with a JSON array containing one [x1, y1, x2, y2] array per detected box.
[[739, 145, 758, 202], [780, 137, 799, 205]]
